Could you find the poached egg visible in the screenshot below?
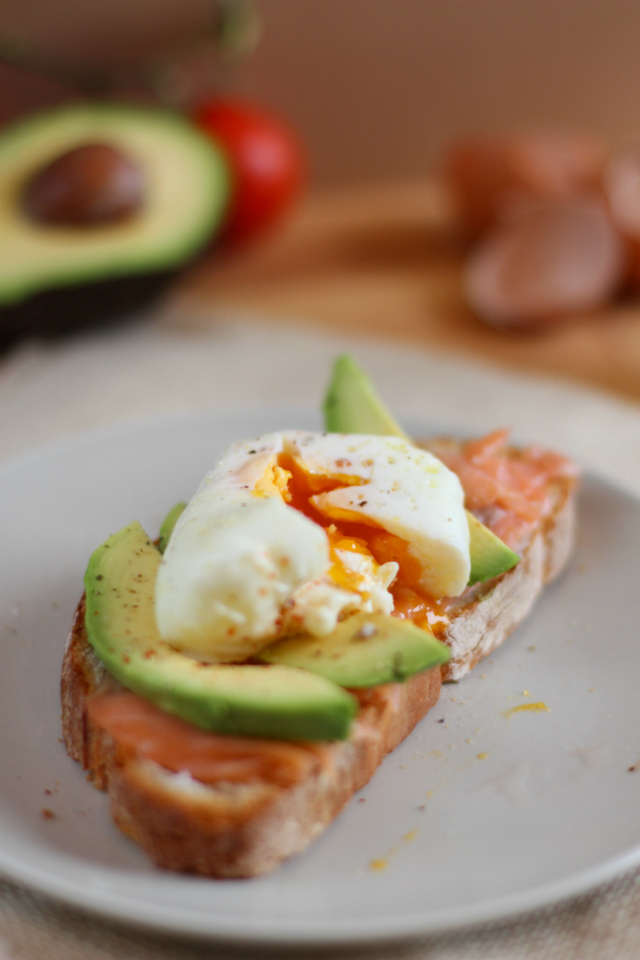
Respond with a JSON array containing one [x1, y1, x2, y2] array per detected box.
[[155, 431, 469, 662]]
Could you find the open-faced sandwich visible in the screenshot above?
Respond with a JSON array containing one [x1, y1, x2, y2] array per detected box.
[[61, 356, 578, 877]]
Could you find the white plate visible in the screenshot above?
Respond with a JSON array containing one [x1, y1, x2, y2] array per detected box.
[[1, 407, 639, 948]]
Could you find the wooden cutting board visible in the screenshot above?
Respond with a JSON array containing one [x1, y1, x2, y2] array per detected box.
[[166, 178, 640, 404]]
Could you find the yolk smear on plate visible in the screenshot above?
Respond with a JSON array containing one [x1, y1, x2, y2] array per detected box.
[[502, 702, 550, 720], [368, 826, 419, 873]]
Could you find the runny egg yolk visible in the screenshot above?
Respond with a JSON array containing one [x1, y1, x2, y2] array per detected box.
[[156, 431, 468, 662], [252, 460, 293, 501], [270, 452, 450, 637]]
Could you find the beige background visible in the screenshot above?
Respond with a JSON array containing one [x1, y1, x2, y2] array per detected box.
[[2, 0, 640, 184]]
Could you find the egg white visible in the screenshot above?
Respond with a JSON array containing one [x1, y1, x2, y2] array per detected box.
[[155, 431, 469, 662]]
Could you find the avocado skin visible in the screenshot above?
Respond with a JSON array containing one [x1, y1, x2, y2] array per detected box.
[[84, 521, 357, 741], [0, 270, 175, 348], [259, 611, 449, 687], [322, 354, 519, 586], [158, 501, 187, 554]]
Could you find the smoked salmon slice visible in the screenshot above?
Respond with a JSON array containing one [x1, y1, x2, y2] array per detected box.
[[87, 691, 329, 788], [432, 429, 578, 550]]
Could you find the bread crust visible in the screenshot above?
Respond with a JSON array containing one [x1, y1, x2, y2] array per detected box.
[[60, 444, 576, 876]]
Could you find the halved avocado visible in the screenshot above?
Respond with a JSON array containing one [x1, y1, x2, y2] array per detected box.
[[0, 103, 230, 340]]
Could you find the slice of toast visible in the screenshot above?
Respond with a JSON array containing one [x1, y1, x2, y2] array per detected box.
[[62, 598, 441, 877], [60, 439, 576, 878]]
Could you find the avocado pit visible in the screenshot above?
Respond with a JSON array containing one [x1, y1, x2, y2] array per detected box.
[[23, 142, 145, 227]]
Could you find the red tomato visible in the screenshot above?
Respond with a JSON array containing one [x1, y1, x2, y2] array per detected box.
[[194, 98, 306, 245]]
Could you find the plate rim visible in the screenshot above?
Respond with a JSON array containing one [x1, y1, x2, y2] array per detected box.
[[0, 841, 640, 947]]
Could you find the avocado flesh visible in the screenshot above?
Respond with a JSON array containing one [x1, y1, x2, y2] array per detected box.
[[259, 611, 450, 687], [0, 104, 230, 306], [322, 354, 519, 586], [84, 521, 357, 741], [324, 354, 412, 441], [467, 511, 520, 586], [158, 501, 186, 554]]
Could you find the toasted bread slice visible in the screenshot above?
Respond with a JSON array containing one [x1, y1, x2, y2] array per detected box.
[[62, 598, 441, 877], [60, 439, 576, 878]]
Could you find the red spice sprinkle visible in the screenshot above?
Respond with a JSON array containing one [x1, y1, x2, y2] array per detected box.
[[41, 809, 55, 820]]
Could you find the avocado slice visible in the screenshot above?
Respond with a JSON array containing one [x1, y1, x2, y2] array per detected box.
[[0, 104, 230, 340], [84, 521, 357, 741], [158, 501, 186, 554], [324, 354, 413, 440], [467, 511, 519, 586], [322, 354, 519, 586], [259, 611, 450, 687]]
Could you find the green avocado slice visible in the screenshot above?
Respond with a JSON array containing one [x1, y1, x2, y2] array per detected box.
[[322, 354, 519, 586], [259, 611, 450, 687], [0, 104, 231, 306], [467, 511, 519, 586], [158, 501, 186, 554], [84, 521, 357, 741], [324, 354, 412, 440]]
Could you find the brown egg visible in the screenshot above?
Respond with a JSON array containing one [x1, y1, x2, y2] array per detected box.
[[23, 142, 145, 227], [445, 134, 607, 238], [603, 149, 640, 288], [464, 199, 625, 329]]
